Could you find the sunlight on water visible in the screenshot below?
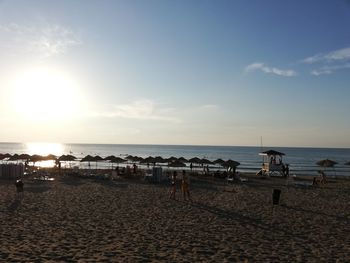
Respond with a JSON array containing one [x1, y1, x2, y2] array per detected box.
[[25, 142, 64, 156]]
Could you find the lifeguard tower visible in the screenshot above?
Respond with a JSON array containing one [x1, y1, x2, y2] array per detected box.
[[257, 150, 286, 176]]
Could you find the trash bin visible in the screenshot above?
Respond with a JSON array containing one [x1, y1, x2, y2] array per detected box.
[[15, 179, 24, 193], [272, 189, 281, 205]]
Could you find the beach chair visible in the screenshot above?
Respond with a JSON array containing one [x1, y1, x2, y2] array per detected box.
[[226, 173, 235, 184], [144, 169, 153, 182]]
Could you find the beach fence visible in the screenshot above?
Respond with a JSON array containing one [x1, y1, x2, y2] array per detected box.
[[0, 164, 24, 179], [152, 167, 163, 183]]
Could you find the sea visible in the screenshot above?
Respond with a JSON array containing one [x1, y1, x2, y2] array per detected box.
[[1, 142, 350, 177]]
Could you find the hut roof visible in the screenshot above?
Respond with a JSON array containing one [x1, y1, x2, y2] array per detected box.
[[259, 150, 285, 156]]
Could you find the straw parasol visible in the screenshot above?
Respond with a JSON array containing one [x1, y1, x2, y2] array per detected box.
[[19, 154, 31, 161], [168, 160, 186, 167], [178, 157, 188, 163], [213, 158, 225, 165], [0, 153, 12, 161], [316, 159, 337, 176], [316, 159, 337, 167], [30, 154, 44, 166], [81, 155, 94, 169], [107, 156, 126, 169], [260, 150, 285, 156], [154, 156, 167, 163], [188, 157, 201, 164], [142, 156, 156, 165], [43, 154, 57, 161], [200, 158, 213, 165], [166, 156, 178, 163], [92, 155, 104, 169], [104, 155, 117, 161], [223, 159, 240, 169], [9, 154, 31, 163], [58, 155, 77, 168], [58, 154, 76, 162], [8, 154, 20, 161]]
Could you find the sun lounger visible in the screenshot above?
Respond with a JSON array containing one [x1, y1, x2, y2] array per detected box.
[[293, 181, 313, 187]]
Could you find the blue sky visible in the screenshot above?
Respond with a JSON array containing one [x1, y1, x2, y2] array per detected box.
[[0, 0, 349, 147]]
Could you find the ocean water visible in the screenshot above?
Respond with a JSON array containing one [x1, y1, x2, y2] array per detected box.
[[1, 142, 350, 177]]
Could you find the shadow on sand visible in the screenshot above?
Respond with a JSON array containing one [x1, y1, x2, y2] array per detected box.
[[7, 197, 23, 212]]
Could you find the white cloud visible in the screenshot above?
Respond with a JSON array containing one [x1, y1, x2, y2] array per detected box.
[[311, 63, 350, 76], [303, 47, 350, 64], [92, 99, 182, 123], [0, 23, 81, 58], [245, 62, 296, 77]]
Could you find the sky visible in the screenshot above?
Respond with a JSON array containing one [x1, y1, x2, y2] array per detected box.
[[0, 0, 349, 148]]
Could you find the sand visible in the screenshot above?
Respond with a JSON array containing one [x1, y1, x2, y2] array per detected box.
[[1, 172, 349, 262]]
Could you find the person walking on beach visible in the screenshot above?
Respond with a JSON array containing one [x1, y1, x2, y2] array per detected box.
[[169, 171, 177, 200], [181, 170, 191, 201]]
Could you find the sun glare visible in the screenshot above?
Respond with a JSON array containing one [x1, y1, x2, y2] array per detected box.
[[10, 68, 82, 122], [26, 142, 64, 156]]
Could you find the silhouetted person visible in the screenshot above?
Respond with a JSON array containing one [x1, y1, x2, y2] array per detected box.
[[286, 164, 290, 177], [169, 171, 177, 200], [181, 170, 191, 201], [15, 179, 24, 198]]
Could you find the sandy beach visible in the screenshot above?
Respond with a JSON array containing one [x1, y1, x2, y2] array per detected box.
[[1, 171, 349, 262]]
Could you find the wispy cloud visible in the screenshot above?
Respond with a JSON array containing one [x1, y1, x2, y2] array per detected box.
[[311, 63, 350, 76], [91, 99, 182, 123], [245, 62, 296, 77], [303, 47, 350, 64], [0, 23, 81, 58]]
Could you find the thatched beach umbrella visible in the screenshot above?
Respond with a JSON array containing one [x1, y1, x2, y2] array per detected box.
[[104, 155, 117, 161], [0, 153, 12, 160], [19, 153, 31, 161], [59, 154, 76, 162], [316, 159, 337, 167], [200, 158, 213, 165], [58, 155, 77, 168], [107, 156, 126, 169], [316, 159, 337, 177], [166, 156, 178, 163], [188, 157, 201, 164], [260, 150, 285, 156], [154, 156, 167, 163], [223, 159, 240, 170], [214, 158, 225, 165], [168, 160, 186, 167], [43, 154, 57, 161], [30, 154, 44, 166], [8, 154, 20, 161], [142, 156, 156, 165], [178, 157, 188, 163], [92, 155, 104, 169], [125, 155, 134, 161], [81, 155, 94, 169]]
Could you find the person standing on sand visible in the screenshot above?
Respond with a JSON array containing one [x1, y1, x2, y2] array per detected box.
[[181, 170, 191, 201], [15, 179, 24, 198], [169, 171, 177, 199]]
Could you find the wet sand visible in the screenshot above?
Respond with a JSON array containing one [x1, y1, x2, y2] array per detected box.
[[1, 173, 349, 262]]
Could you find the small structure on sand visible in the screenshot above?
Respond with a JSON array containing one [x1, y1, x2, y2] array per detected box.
[[257, 150, 286, 177]]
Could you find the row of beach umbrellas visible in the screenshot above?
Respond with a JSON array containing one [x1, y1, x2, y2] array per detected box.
[[0, 153, 242, 169], [1, 153, 349, 169]]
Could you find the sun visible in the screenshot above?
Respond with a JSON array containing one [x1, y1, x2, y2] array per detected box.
[[10, 67, 82, 122]]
